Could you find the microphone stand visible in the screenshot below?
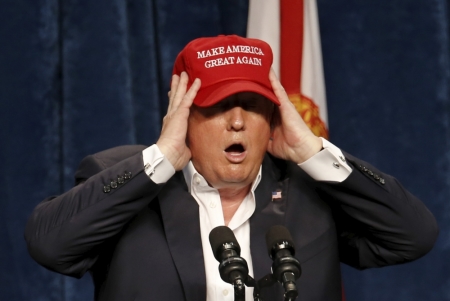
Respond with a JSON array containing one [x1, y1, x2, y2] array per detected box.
[[248, 272, 298, 301], [280, 272, 298, 301], [233, 277, 245, 301], [241, 273, 277, 301]]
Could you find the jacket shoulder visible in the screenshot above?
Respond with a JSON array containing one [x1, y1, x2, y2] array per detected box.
[[74, 145, 147, 185]]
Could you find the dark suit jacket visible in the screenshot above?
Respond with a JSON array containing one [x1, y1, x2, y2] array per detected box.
[[25, 145, 438, 301]]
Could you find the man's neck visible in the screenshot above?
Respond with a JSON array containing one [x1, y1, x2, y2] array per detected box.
[[218, 184, 251, 226]]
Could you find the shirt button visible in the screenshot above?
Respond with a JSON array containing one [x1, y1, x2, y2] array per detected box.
[[194, 176, 201, 185], [210, 202, 217, 209], [223, 289, 229, 296]]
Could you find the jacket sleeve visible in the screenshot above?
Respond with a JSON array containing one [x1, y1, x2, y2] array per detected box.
[[316, 151, 439, 269], [24, 147, 162, 278]]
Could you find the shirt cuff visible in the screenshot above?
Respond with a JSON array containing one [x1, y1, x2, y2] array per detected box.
[[298, 138, 352, 182], [142, 144, 176, 184]]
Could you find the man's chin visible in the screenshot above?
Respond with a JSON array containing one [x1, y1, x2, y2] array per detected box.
[[213, 170, 256, 190]]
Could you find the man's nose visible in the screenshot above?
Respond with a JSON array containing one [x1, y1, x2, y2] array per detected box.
[[226, 106, 245, 131]]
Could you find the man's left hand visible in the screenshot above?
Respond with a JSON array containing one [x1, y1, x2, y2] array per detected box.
[[267, 69, 323, 164]]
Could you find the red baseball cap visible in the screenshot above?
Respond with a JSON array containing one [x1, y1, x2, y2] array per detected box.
[[172, 35, 280, 107]]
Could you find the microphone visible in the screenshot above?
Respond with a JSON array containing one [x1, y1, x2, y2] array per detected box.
[[209, 226, 249, 301], [265, 225, 301, 301]]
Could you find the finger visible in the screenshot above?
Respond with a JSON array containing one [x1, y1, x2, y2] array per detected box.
[[269, 69, 291, 107], [171, 72, 189, 112], [170, 74, 180, 98], [179, 78, 201, 109], [167, 74, 180, 113]]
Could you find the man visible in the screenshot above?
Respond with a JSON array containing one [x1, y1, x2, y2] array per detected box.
[[25, 35, 438, 301]]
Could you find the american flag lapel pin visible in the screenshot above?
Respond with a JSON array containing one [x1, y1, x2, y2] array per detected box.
[[272, 190, 282, 201]]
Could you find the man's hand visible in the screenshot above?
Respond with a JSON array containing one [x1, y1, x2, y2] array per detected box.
[[267, 69, 323, 164], [156, 72, 201, 170]]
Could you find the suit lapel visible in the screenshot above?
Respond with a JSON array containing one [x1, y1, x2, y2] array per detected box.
[[158, 172, 206, 301], [250, 155, 287, 300]]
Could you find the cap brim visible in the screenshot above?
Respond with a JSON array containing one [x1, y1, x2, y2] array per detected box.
[[193, 80, 280, 107]]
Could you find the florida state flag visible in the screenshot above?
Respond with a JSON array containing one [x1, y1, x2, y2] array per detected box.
[[247, 0, 329, 139]]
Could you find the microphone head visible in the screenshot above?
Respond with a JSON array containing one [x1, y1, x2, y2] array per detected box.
[[265, 225, 296, 258], [209, 226, 241, 261]]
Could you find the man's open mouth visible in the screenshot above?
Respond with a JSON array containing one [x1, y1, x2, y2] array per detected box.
[[225, 143, 245, 153]]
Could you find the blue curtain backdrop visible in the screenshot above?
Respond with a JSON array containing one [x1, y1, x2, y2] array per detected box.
[[0, 0, 448, 300]]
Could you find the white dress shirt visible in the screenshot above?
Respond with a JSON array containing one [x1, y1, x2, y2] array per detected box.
[[142, 138, 351, 301]]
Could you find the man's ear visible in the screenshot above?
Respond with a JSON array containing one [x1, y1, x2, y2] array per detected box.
[[270, 105, 281, 131], [185, 118, 191, 148], [185, 107, 193, 147]]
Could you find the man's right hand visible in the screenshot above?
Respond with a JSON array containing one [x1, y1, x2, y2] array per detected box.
[[156, 72, 201, 171]]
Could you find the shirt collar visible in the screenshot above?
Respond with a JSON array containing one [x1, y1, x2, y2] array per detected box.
[[182, 161, 262, 194]]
